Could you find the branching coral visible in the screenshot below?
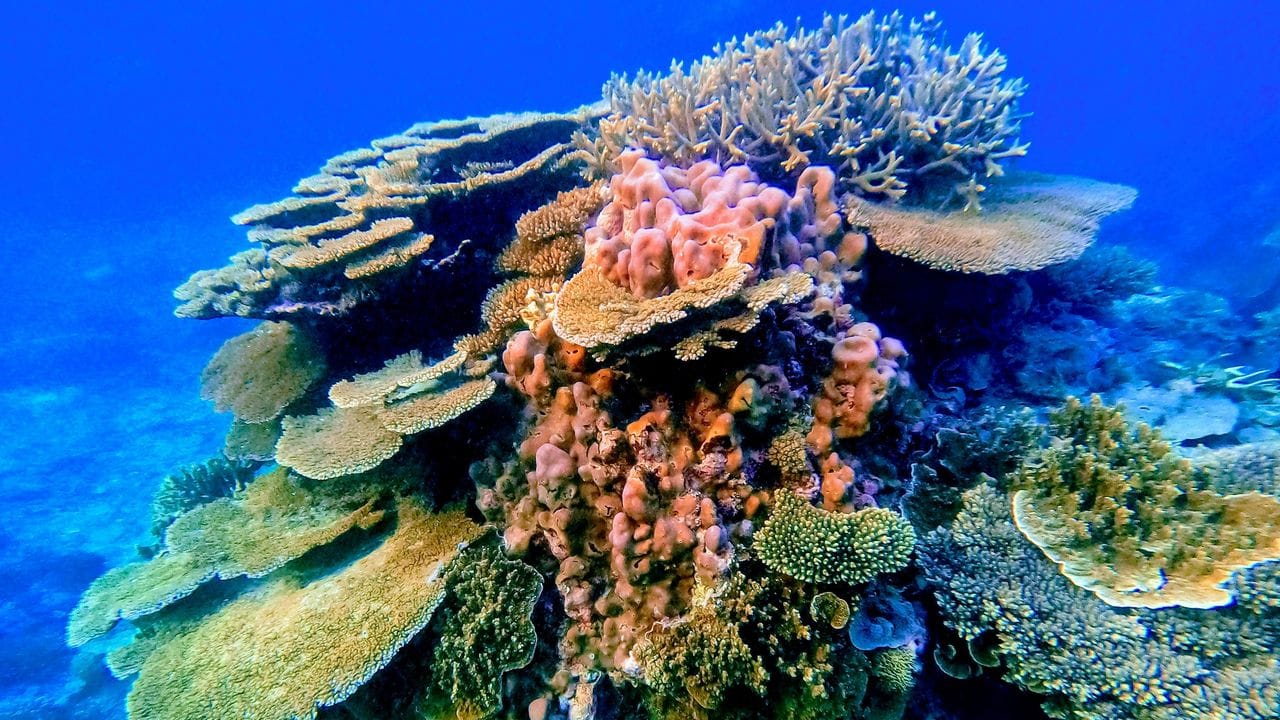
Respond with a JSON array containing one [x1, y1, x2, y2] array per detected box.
[[845, 172, 1137, 274], [199, 320, 325, 423], [922, 481, 1280, 720], [754, 489, 915, 586], [149, 456, 256, 535], [581, 11, 1028, 198], [124, 502, 482, 720], [1012, 396, 1280, 609]]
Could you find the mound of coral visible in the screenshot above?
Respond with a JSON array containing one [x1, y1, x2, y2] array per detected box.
[[71, 9, 1280, 720]]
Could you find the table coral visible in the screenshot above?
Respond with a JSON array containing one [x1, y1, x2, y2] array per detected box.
[[1012, 396, 1280, 609], [199, 320, 325, 423], [123, 501, 482, 720]]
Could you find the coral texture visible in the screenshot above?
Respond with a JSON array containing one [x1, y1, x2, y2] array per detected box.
[[199, 320, 325, 423], [581, 11, 1027, 198], [1013, 396, 1280, 609]]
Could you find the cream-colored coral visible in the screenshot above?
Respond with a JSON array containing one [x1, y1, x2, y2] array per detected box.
[[275, 218, 415, 269], [124, 501, 483, 720], [344, 233, 435, 279], [512, 183, 606, 245], [552, 258, 752, 348], [329, 351, 466, 409], [377, 379, 497, 435], [275, 406, 404, 481], [845, 173, 1137, 274], [68, 469, 383, 647], [200, 321, 326, 423]]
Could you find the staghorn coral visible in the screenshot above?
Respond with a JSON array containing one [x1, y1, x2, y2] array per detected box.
[[754, 489, 915, 586], [124, 501, 483, 720], [845, 172, 1137, 274], [69, 469, 384, 647], [922, 481, 1280, 720], [175, 107, 602, 321], [1012, 396, 1280, 609], [582, 12, 1027, 198], [425, 542, 543, 717], [199, 320, 325, 423]]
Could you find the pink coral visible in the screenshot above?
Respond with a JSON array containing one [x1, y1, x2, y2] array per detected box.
[[807, 322, 909, 458], [584, 150, 849, 298]]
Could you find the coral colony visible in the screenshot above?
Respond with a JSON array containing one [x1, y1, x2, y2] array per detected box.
[[71, 11, 1280, 720]]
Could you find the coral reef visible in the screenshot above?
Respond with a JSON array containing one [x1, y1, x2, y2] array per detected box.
[[73, 10, 1210, 720]]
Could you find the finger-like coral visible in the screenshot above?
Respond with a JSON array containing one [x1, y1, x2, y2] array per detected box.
[[845, 173, 1137, 274], [922, 481, 1280, 720], [754, 489, 915, 586], [582, 11, 1028, 198], [1012, 396, 1280, 609], [199, 321, 326, 423], [425, 542, 542, 717], [124, 501, 482, 720], [69, 469, 383, 647]]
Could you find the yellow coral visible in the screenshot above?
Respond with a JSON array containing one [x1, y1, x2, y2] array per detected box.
[[124, 501, 482, 720], [344, 232, 435, 279], [68, 469, 383, 646], [200, 321, 326, 423], [809, 591, 851, 630], [276, 406, 404, 481], [1012, 396, 1280, 609], [275, 218, 415, 270], [845, 173, 1137, 274], [329, 351, 466, 409], [377, 378, 497, 435]]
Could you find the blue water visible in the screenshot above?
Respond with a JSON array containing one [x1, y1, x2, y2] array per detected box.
[[1, 1, 1277, 717]]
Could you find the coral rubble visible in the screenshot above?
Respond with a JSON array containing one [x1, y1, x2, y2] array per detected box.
[[75, 9, 1280, 720]]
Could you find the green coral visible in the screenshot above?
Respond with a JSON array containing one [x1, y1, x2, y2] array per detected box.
[[1012, 396, 1280, 609], [754, 490, 915, 586], [921, 481, 1280, 720], [633, 567, 867, 720], [149, 456, 257, 535], [426, 542, 542, 718], [869, 647, 916, 696]]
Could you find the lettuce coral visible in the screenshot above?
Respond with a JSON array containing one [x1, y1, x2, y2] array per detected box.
[[1012, 396, 1280, 609]]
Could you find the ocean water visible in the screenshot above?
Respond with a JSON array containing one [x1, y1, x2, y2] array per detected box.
[[1, 1, 1278, 718]]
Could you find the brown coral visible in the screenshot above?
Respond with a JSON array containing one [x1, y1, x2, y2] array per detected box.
[[124, 501, 482, 720], [807, 323, 908, 457], [845, 172, 1137, 274], [200, 321, 325, 423], [275, 407, 404, 481]]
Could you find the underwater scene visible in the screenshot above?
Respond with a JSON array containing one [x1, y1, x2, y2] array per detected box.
[[3, 1, 1280, 718]]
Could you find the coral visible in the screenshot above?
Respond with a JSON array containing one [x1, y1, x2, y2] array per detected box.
[[582, 12, 1027, 198], [1012, 396, 1280, 608], [174, 107, 602, 321], [921, 481, 1280, 720], [199, 321, 325, 423], [845, 172, 1137, 274], [276, 351, 496, 480], [148, 456, 256, 535], [869, 647, 916, 696], [68, 469, 383, 647], [123, 502, 483, 720], [809, 591, 851, 630], [1195, 440, 1280, 496], [426, 542, 542, 718], [632, 568, 867, 720], [224, 418, 282, 462], [754, 489, 915, 586], [276, 406, 405, 481], [807, 323, 907, 457], [848, 585, 924, 652], [498, 183, 604, 278]]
